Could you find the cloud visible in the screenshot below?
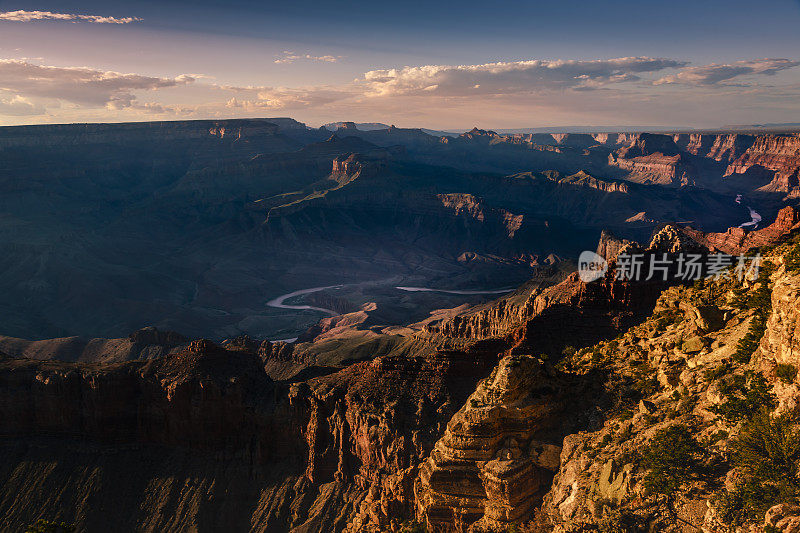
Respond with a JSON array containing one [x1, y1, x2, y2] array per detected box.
[[360, 57, 687, 97], [4, 55, 799, 126], [0, 60, 194, 111], [222, 84, 351, 109], [654, 58, 800, 86], [0, 94, 45, 116], [274, 51, 342, 65], [0, 10, 141, 24]]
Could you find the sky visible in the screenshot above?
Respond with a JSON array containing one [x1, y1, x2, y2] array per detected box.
[[0, 0, 799, 129]]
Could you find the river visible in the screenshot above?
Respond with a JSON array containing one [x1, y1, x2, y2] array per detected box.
[[395, 286, 514, 295], [735, 195, 762, 229], [266, 284, 513, 316], [266, 285, 342, 315]]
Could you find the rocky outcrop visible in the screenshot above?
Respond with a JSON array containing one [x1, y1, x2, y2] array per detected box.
[[0, 326, 187, 362], [0, 336, 498, 532], [596, 229, 633, 261], [330, 151, 390, 183], [437, 194, 525, 238], [415, 355, 566, 531], [725, 134, 800, 195], [615, 133, 681, 159], [609, 152, 693, 186], [672, 133, 755, 161]]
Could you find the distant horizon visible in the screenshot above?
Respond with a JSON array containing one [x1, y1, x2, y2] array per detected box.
[[2, 116, 800, 135]]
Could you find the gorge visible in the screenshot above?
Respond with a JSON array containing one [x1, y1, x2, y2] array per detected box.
[[2, 118, 800, 532]]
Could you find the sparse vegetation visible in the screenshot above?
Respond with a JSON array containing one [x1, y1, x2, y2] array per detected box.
[[715, 409, 800, 525], [731, 261, 774, 364], [597, 433, 614, 448], [784, 240, 800, 272], [597, 508, 646, 533], [641, 425, 704, 515], [25, 520, 75, 533], [704, 362, 731, 382], [652, 308, 682, 333], [732, 313, 768, 364], [617, 408, 634, 421], [710, 372, 776, 424], [776, 363, 798, 384], [400, 519, 428, 533]]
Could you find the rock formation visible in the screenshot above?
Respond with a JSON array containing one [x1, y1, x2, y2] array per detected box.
[[415, 355, 567, 531]]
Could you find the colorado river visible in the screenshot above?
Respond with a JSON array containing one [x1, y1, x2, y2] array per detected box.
[[735, 195, 762, 229], [395, 286, 514, 295], [266, 284, 514, 317], [266, 285, 342, 315]]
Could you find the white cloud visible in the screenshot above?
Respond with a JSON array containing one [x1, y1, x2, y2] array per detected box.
[[274, 51, 342, 65], [0, 94, 45, 116], [222, 84, 351, 109], [360, 57, 687, 96], [0, 10, 141, 24], [3, 55, 799, 126], [654, 58, 800, 86], [0, 60, 194, 112]]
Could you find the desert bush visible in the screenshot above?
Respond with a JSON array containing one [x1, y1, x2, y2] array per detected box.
[[25, 520, 75, 533], [710, 372, 776, 424], [704, 362, 731, 382], [617, 409, 634, 421], [715, 409, 800, 525], [733, 314, 768, 364], [641, 425, 704, 501], [776, 363, 798, 384], [731, 262, 774, 363], [733, 409, 800, 488], [400, 520, 428, 533], [785, 241, 800, 272], [597, 508, 646, 533]]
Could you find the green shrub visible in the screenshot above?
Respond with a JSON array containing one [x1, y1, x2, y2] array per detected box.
[[597, 508, 646, 533], [715, 478, 780, 526], [785, 242, 800, 272], [617, 409, 634, 421], [704, 362, 731, 382], [400, 520, 428, 533], [731, 261, 774, 364], [733, 409, 800, 486], [641, 425, 703, 501], [25, 520, 75, 533], [733, 314, 768, 364], [631, 372, 659, 398], [710, 372, 776, 424], [705, 429, 728, 445], [643, 413, 660, 425], [598, 433, 613, 448], [715, 409, 800, 525], [776, 363, 798, 384]]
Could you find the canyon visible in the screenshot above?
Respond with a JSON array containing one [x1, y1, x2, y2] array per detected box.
[[2, 119, 800, 532], [2, 119, 799, 343]]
